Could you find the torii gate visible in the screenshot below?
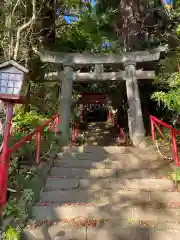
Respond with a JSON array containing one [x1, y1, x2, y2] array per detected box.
[[39, 45, 167, 146]]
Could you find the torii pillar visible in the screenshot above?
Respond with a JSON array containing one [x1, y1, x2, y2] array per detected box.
[[59, 63, 74, 143], [124, 61, 145, 146]]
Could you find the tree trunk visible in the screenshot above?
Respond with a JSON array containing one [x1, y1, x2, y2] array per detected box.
[[37, 0, 56, 49], [116, 0, 148, 51]]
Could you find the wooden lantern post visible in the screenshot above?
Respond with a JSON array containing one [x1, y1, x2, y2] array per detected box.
[[0, 60, 29, 218]]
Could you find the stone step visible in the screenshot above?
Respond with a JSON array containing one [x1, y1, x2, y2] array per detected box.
[[83, 140, 108, 145], [75, 153, 110, 160], [31, 201, 180, 222], [49, 167, 116, 178], [116, 168, 170, 179], [39, 188, 180, 205], [56, 155, 104, 162], [84, 139, 113, 144], [23, 222, 85, 240], [44, 178, 80, 191], [23, 219, 180, 240], [53, 153, 165, 169], [39, 188, 151, 203], [58, 148, 161, 162], [53, 159, 124, 169], [58, 146, 161, 162], [85, 135, 105, 138], [44, 178, 174, 191], [49, 165, 172, 179], [60, 145, 156, 155], [85, 131, 111, 136], [79, 178, 174, 191], [57, 152, 110, 162], [86, 224, 180, 240], [84, 134, 111, 138], [74, 151, 109, 158], [55, 151, 159, 163]]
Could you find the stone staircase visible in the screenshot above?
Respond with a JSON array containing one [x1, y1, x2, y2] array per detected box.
[[23, 145, 180, 240]]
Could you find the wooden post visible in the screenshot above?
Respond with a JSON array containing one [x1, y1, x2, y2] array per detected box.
[[59, 63, 74, 144], [79, 104, 84, 123], [94, 64, 104, 73], [124, 61, 145, 146]]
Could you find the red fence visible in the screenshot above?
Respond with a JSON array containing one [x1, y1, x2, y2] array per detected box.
[[72, 122, 79, 144], [108, 111, 126, 142], [150, 115, 180, 165], [0, 113, 60, 206]]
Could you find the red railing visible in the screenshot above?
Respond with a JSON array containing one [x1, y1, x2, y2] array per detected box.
[[0, 113, 60, 206], [109, 111, 126, 142], [116, 124, 126, 142], [150, 115, 180, 166], [72, 122, 79, 144]]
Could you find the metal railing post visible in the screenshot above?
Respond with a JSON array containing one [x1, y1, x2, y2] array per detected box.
[[171, 128, 180, 165], [36, 131, 41, 165], [150, 116, 155, 141]]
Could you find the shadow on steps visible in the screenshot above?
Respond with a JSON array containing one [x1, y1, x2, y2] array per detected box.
[[23, 146, 179, 240]]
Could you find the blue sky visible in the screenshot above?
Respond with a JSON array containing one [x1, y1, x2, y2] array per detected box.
[[64, 0, 96, 24], [161, 0, 173, 5]]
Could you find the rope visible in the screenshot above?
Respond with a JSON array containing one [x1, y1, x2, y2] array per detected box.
[[155, 139, 173, 161], [155, 140, 164, 157]]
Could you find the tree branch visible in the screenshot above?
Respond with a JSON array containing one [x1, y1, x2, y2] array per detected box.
[[13, 0, 36, 60], [11, 0, 21, 18]]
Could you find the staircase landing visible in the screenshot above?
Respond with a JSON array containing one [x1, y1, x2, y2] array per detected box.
[[82, 122, 123, 146]]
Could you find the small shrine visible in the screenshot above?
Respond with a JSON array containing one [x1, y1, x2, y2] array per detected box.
[[74, 92, 108, 123]]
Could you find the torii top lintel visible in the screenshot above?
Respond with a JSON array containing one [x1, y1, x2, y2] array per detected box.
[[39, 45, 168, 65]]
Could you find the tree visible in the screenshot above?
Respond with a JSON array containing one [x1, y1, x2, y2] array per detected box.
[[151, 2, 180, 126]]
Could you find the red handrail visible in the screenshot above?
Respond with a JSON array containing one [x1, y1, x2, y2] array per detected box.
[[72, 122, 79, 144], [150, 115, 180, 166], [110, 111, 126, 142], [0, 113, 60, 206], [7, 113, 60, 160]]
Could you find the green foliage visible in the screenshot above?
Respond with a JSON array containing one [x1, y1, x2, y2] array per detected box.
[[2, 189, 34, 239], [55, 0, 121, 53], [3, 226, 20, 240], [152, 88, 180, 112], [12, 110, 47, 134], [168, 168, 180, 183], [1, 107, 60, 236], [176, 24, 180, 36], [152, 46, 180, 126], [3, 189, 34, 230], [56, 18, 120, 53]]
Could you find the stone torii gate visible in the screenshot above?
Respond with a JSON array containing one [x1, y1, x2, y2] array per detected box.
[[39, 45, 167, 146]]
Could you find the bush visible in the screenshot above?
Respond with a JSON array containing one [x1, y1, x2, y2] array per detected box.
[[12, 110, 47, 134]]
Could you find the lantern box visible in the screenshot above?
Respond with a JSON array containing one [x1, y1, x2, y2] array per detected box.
[[0, 60, 29, 103]]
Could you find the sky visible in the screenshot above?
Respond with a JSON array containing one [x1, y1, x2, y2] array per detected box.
[[161, 0, 173, 5]]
